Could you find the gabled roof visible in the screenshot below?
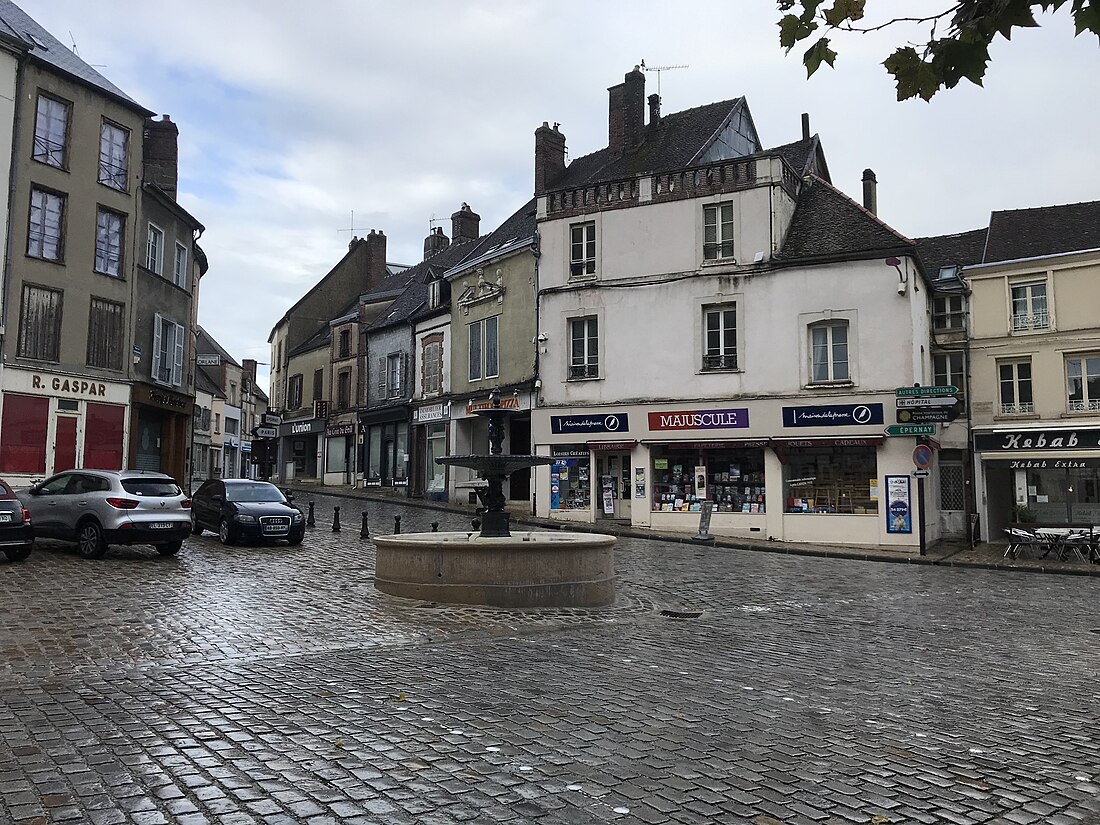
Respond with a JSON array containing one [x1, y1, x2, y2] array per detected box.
[[551, 98, 751, 190], [768, 134, 831, 183], [449, 198, 537, 274], [0, 0, 153, 116], [195, 366, 225, 399], [196, 326, 241, 368], [915, 228, 987, 281], [776, 175, 916, 265], [367, 237, 482, 333]]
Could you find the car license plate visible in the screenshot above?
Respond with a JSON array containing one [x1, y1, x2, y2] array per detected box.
[[151, 522, 174, 529], [0, 513, 10, 523]]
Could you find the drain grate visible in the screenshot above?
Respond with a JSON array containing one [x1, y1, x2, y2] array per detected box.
[[660, 609, 704, 619]]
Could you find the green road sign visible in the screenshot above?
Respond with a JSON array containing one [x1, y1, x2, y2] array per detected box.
[[884, 424, 937, 436], [895, 385, 959, 397]]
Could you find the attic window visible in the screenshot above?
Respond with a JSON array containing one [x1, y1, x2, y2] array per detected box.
[[24, 32, 48, 49], [937, 265, 960, 281]]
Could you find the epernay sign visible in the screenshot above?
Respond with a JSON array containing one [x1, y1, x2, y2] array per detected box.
[[973, 428, 1100, 452]]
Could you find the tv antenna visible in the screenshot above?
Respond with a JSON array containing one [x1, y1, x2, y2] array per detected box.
[[428, 214, 445, 232], [337, 210, 369, 236], [69, 32, 106, 68], [640, 59, 689, 96]]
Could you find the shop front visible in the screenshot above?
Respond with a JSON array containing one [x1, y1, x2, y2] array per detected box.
[[974, 426, 1100, 536], [412, 402, 449, 500], [534, 397, 928, 548], [450, 393, 532, 507], [277, 417, 323, 481], [0, 367, 130, 483], [360, 406, 410, 491], [323, 421, 356, 486]]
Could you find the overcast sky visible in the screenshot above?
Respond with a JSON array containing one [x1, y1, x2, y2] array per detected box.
[[17, 1, 1100, 389]]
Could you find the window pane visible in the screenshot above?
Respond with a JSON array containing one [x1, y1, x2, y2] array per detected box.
[[1068, 359, 1083, 402], [485, 316, 498, 377], [99, 122, 128, 189], [469, 321, 481, 380], [34, 96, 67, 167]]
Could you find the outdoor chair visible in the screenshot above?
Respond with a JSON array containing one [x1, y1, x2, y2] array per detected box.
[[1004, 527, 1042, 559]]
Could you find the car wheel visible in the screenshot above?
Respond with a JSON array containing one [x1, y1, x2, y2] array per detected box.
[[190, 515, 203, 536], [287, 531, 303, 546], [155, 541, 183, 556], [218, 519, 236, 546], [76, 521, 108, 559], [4, 544, 32, 561]]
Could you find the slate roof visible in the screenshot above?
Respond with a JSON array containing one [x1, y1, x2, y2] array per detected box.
[[452, 198, 537, 269], [775, 175, 915, 264], [551, 98, 750, 189], [914, 228, 987, 280], [367, 237, 483, 332], [196, 326, 241, 368], [194, 366, 225, 400], [769, 135, 830, 183], [0, 0, 152, 115]]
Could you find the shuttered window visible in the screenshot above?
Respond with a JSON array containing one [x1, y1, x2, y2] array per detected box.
[[87, 298, 125, 370], [151, 313, 184, 387], [19, 284, 62, 361]]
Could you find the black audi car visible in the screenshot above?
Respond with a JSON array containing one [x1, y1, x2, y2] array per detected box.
[[191, 479, 304, 546], [0, 477, 33, 561]]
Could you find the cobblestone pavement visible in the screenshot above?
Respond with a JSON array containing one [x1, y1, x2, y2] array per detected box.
[[1, 491, 1097, 825]]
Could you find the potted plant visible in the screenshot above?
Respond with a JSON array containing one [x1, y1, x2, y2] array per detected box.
[[1012, 503, 1038, 524]]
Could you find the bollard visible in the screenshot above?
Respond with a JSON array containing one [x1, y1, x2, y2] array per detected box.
[[306, 501, 316, 528], [394, 515, 401, 535], [332, 506, 341, 532], [431, 521, 439, 533], [360, 510, 370, 539]]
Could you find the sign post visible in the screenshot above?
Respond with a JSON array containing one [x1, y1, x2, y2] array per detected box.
[[692, 501, 715, 544]]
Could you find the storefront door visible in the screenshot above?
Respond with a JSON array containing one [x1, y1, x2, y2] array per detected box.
[[596, 453, 631, 520], [52, 416, 78, 474]]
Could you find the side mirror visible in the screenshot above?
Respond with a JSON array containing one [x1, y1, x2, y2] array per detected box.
[[284, 490, 295, 503]]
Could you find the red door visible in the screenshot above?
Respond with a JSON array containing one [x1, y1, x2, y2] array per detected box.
[[53, 417, 77, 473]]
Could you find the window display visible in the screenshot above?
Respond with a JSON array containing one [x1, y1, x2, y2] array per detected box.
[[783, 445, 878, 514], [651, 446, 765, 513], [550, 448, 590, 510]]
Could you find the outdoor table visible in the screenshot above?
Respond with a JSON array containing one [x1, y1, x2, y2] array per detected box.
[[1034, 528, 1091, 561]]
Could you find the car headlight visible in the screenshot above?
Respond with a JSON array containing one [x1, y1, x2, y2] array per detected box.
[[235, 514, 258, 524], [291, 513, 303, 523]]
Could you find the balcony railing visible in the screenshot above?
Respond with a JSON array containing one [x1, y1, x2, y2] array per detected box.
[[1000, 402, 1035, 415], [1012, 312, 1049, 332], [702, 353, 738, 370], [1068, 399, 1100, 413], [569, 364, 598, 380]]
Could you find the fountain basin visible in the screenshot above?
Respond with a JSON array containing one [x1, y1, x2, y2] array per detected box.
[[373, 531, 616, 608]]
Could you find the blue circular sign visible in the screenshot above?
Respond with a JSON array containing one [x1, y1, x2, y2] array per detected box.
[[912, 445, 933, 470]]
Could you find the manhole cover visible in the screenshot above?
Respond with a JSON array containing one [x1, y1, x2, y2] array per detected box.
[[659, 609, 703, 619]]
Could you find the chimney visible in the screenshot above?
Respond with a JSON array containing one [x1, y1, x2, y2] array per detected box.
[[608, 66, 645, 154], [801, 113, 811, 141], [648, 93, 661, 126], [242, 359, 257, 382], [424, 226, 450, 260], [451, 203, 480, 245], [534, 121, 567, 194], [862, 168, 878, 215], [143, 114, 178, 199], [363, 229, 388, 288]]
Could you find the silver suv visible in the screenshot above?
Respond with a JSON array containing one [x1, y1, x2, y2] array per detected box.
[[22, 470, 191, 559]]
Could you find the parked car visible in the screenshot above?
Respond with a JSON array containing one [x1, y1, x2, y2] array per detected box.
[[21, 470, 190, 559], [0, 477, 34, 561], [191, 479, 304, 546]]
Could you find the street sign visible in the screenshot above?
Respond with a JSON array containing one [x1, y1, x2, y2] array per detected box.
[[912, 445, 933, 470], [884, 424, 937, 436], [896, 407, 960, 424], [261, 413, 282, 426], [912, 469, 931, 478], [895, 385, 959, 397], [896, 396, 961, 408], [254, 426, 278, 439]]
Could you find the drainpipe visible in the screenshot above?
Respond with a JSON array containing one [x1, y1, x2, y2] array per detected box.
[[531, 228, 542, 516]]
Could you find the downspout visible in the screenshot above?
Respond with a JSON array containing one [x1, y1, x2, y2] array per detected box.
[[531, 228, 541, 516], [963, 280, 977, 544]]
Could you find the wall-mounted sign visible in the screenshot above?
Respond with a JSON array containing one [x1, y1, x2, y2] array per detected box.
[[988, 457, 1100, 469], [974, 428, 1100, 452], [196, 354, 222, 366], [415, 402, 450, 423], [587, 440, 636, 451], [782, 403, 883, 428], [647, 408, 749, 431], [467, 396, 520, 415], [279, 418, 325, 436], [885, 474, 912, 534], [551, 413, 628, 434], [551, 446, 589, 458], [325, 423, 355, 437]]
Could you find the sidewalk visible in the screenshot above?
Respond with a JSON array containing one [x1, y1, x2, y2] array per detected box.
[[285, 482, 1100, 577]]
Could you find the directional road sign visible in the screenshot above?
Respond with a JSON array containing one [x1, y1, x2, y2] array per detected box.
[[261, 413, 282, 426], [896, 396, 961, 408], [884, 424, 937, 436], [896, 406, 960, 424], [895, 385, 959, 397], [253, 426, 278, 439]]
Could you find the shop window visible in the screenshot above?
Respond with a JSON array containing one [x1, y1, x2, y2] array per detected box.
[[570, 221, 596, 277], [152, 314, 184, 387], [933, 351, 966, 405], [28, 188, 65, 262], [569, 316, 599, 379], [783, 445, 878, 514], [87, 297, 125, 370], [19, 284, 63, 362], [550, 451, 591, 510], [998, 359, 1033, 415], [1066, 354, 1100, 413], [288, 374, 303, 409], [95, 208, 125, 277], [34, 93, 70, 168], [932, 294, 966, 331], [326, 434, 349, 474], [425, 423, 447, 493], [651, 446, 765, 513], [702, 304, 737, 370], [98, 120, 129, 190], [703, 201, 735, 261], [0, 394, 49, 473], [1010, 281, 1048, 331], [809, 321, 849, 383]]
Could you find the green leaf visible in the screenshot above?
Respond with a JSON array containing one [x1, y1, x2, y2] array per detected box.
[[780, 13, 818, 50], [803, 37, 838, 76], [932, 38, 991, 88], [883, 46, 942, 101], [824, 0, 866, 27], [1072, 3, 1100, 38]]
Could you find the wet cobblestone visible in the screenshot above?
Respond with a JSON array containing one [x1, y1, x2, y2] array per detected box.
[[1, 491, 1097, 824]]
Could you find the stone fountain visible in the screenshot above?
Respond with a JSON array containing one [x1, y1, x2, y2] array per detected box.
[[373, 392, 616, 607]]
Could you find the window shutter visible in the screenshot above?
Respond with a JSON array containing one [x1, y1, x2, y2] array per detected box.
[[377, 356, 386, 395], [401, 352, 409, 395], [151, 314, 163, 381], [172, 322, 185, 386]]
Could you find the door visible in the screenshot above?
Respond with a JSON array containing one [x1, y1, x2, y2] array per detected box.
[[596, 453, 632, 520], [26, 473, 77, 537], [52, 416, 78, 474]]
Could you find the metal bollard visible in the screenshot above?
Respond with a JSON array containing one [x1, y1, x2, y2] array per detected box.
[[306, 501, 316, 528], [431, 521, 439, 533], [394, 515, 401, 535], [332, 506, 341, 532], [360, 510, 370, 539]]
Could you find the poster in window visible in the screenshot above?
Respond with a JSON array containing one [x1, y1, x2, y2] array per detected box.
[[635, 466, 646, 498], [885, 474, 912, 534]]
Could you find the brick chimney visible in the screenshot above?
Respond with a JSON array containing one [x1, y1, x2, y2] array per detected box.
[[424, 226, 450, 260], [648, 93, 661, 126], [802, 113, 811, 141], [534, 121, 566, 194], [143, 114, 178, 199], [363, 229, 388, 288], [862, 168, 878, 215], [451, 203, 480, 245], [242, 359, 257, 381], [608, 66, 645, 155]]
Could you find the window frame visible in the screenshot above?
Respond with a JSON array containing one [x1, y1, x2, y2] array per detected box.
[[1065, 353, 1100, 413], [702, 303, 738, 371], [468, 319, 483, 381], [33, 93, 70, 169], [337, 369, 352, 409], [568, 316, 600, 380], [422, 338, 443, 396], [18, 283, 63, 362], [932, 294, 966, 332], [386, 352, 403, 398], [338, 329, 351, 359], [703, 201, 735, 261], [932, 351, 966, 406], [98, 120, 130, 191], [86, 297, 125, 371], [809, 321, 850, 384], [173, 241, 188, 288], [151, 313, 185, 388], [569, 221, 596, 278], [998, 359, 1034, 416], [146, 223, 164, 275], [1010, 280, 1049, 332], [94, 207, 125, 277], [288, 374, 304, 409], [28, 187, 66, 262]]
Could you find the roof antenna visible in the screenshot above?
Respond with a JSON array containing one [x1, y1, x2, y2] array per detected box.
[[337, 210, 369, 236], [640, 59, 689, 97]]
